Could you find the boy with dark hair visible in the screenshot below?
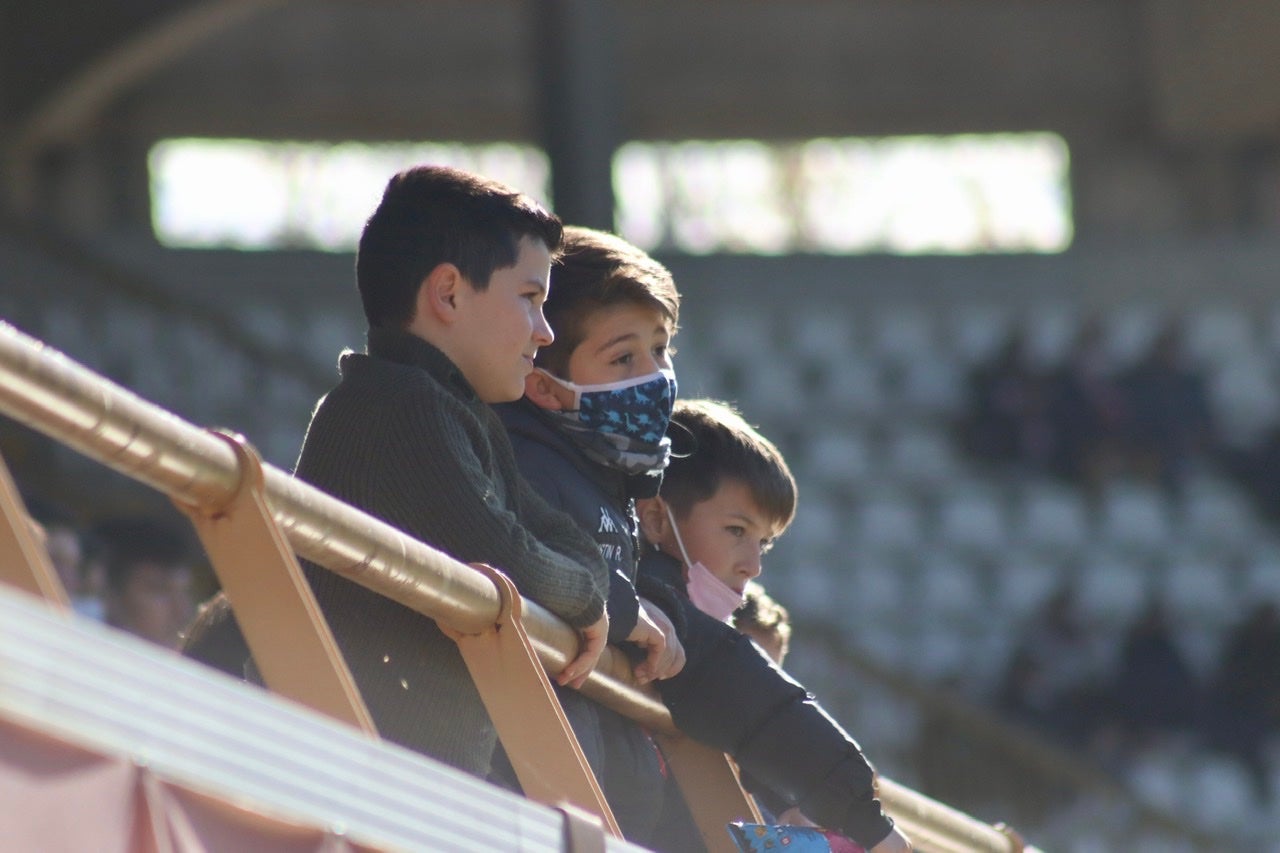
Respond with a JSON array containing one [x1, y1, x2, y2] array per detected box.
[[291, 165, 610, 778], [505, 230, 909, 851], [637, 399, 912, 852]]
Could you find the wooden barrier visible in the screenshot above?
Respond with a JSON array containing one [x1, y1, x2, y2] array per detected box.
[[0, 319, 1037, 852]]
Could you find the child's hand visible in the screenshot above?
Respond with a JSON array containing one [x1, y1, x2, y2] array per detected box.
[[558, 613, 609, 689], [629, 598, 687, 683]]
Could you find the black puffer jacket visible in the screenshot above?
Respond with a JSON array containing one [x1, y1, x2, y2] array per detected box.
[[640, 549, 896, 849]]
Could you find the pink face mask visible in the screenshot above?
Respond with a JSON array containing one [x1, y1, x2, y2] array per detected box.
[[666, 505, 744, 623]]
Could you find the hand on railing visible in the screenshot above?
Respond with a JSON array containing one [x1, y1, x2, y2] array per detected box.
[[629, 597, 686, 684], [557, 612, 609, 689]]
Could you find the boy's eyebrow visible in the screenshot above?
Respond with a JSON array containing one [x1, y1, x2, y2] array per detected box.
[[593, 324, 671, 355], [592, 331, 639, 353]]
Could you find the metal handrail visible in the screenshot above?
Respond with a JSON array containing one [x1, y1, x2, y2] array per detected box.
[[0, 319, 1030, 852]]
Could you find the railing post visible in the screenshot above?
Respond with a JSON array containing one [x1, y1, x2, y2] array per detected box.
[[447, 562, 622, 838], [0, 449, 70, 608], [657, 733, 762, 852], [174, 430, 376, 735]]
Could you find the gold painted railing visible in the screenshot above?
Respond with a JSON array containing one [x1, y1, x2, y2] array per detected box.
[[0, 319, 1034, 852]]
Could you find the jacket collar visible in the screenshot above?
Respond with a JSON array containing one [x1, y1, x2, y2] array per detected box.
[[496, 397, 630, 500], [365, 326, 478, 402]]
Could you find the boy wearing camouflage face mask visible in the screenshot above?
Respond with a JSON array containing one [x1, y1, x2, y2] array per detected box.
[[497, 226, 909, 853]]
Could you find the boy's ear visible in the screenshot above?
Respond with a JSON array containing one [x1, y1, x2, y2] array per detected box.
[[636, 497, 670, 546], [524, 369, 574, 411], [418, 262, 465, 325]]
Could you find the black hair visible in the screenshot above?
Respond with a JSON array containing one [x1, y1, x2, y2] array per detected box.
[[90, 515, 195, 593], [357, 165, 563, 329]]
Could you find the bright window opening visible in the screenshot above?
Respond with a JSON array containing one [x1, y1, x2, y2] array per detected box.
[[149, 139, 550, 251], [614, 133, 1072, 255], [150, 133, 1071, 255]]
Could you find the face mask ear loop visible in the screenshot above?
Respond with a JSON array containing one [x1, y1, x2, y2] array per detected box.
[[664, 503, 695, 578], [535, 367, 582, 411]]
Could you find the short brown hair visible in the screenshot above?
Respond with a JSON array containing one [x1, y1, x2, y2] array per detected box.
[[661, 399, 797, 531], [534, 226, 679, 378]]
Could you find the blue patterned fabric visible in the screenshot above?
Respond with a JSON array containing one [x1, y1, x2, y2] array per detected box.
[[574, 369, 677, 442], [726, 822, 833, 852]]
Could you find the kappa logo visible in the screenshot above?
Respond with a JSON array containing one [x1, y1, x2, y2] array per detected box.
[[598, 506, 618, 534]]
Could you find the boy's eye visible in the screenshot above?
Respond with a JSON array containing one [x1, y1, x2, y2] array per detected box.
[[726, 525, 746, 538], [612, 352, 634, 366]]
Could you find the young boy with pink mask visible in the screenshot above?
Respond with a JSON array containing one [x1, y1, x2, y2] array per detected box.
[[637, 399, 912, 853], [500, 231, 910, 853]]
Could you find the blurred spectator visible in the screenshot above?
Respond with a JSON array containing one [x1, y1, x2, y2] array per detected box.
[[963, 331, 1057, 472], [995, 582, 1110, 749], [1107, 596, 1200, 749], [93, 514, 198, 649], [1045, 318, 1129, 493], [1220, 422, 1280, 522], [1202, 602, 1280, 800], [24, 495, 103, 619], [1120, 324, 1213, 491]]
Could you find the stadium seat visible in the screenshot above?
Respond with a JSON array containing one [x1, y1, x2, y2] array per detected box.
[[1164, 553, 1237, 623], [1101, 303, 1163, 371], [706, 310, 774, 362], [803, 428, 876, 490], [813, 356, 888, 421], [914, 549, 987, 629], [1181, 755, 1259, 831], [944, 303, 1011, 369], [852, 490, 926, 559], [1075, 548, 1149, 631], [934, 484, 1009, 559], [1020, 303, 1080, 370], [1177, 474, 1259, 557], [1184, 305, 1259, 370], [1014, 479, 1091, 558], [883, 424, 963, 491], [895, 352, 966, 419], [788, 308, 859, 364], [735, 358, 808, 418], [993, 552, 1063, 624], [1097, 480, 1175, 558], [1209, 354, 1280, 448], [868, 305, 937, 368]]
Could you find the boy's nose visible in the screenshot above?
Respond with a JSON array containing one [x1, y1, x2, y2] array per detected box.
[[533, 310, 554, 347]]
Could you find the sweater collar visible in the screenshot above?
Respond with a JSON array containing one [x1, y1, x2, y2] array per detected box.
[[365, 327, 478, 402]]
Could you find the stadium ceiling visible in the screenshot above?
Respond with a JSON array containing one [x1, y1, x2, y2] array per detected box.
[[3, 0, 1279, 230], [6, 0, 1280, 148]]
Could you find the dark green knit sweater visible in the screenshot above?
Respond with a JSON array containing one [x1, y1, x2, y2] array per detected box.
[[294, 327, 608, 776]]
